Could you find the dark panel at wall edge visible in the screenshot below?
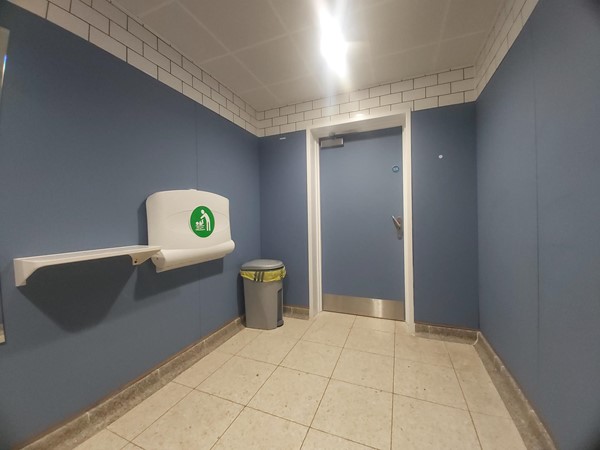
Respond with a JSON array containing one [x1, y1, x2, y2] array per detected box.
[[258, 131, 310, 307], [411, 103, 479, 329]]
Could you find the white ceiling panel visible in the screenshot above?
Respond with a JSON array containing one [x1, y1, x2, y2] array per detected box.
[[289, 28, 324, 70], [434, 32, 488, 72], [116, 0, 170, 17], [180, 0, 286, 51], [269, 75, 324, 107], [268, 0, 318, 33], [315, 57, 376, 96], [365, 0, 449, 57], [236, 36, 310, 86], [114, 0, 503, 111], [142, 3, 227, 63], [202, 56, 263, 93], [239, 87, 280, 112], [443, 0, 500, 40], [291, 26, 372, 79], [373, 44, 438, 83]]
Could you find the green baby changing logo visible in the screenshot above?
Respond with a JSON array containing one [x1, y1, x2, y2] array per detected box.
[[190, 206, 215, 238]]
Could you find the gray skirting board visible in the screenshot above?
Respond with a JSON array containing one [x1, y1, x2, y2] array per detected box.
[[415, 322, 478, 344], [282, 305, 310, 319], [415, 322, 556, 450], [22, 314, 555, 450], [20, 316, 247, 450], [20, 309, 309, 450], [474, 334, 556, 450]]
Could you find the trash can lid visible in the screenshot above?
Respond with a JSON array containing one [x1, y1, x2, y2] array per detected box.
[[241, 259, 284, 271]]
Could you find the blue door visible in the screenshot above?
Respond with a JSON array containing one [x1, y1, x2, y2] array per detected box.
[[320, 127, 404, 319]]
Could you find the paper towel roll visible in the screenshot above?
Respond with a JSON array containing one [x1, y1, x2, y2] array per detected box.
[[151, 240, 235, 273]]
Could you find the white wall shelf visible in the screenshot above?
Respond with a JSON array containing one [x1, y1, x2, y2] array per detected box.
[[13, 245, 161, 287]]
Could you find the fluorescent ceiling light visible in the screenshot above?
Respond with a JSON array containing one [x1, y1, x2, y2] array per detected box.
[[319, 6, 348, 78]]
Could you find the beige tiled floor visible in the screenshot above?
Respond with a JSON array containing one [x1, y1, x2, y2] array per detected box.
[[77, 312, 527, 450]]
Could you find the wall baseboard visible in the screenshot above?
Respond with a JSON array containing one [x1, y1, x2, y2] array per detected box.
[[415, 322, 478, 344], [21, 308, 308, 449], [21, 316, 245, 450], [22, 315, 554, 450], [474, 333, 557, 450], [414, 322, 555, 449], [283, 305, 309, 319]]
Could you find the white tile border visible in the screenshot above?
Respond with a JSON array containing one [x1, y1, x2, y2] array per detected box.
[[259, 68, 476, 136], [474, 0, 539, 96], [8, 0, 263, 136], [9, 0, 536, 137]]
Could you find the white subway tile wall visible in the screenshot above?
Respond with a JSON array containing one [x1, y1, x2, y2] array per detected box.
[[255, 65, 478, 135], [8, 0, 265, 136], [89, 26, 125, 61], [9, 0, 534, 137], [474, 0, 538, 96]]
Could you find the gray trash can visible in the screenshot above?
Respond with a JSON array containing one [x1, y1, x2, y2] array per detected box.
[[241, 259, 285, 330]]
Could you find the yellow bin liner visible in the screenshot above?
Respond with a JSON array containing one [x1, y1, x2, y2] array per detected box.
[[240, 266, 286, 282]]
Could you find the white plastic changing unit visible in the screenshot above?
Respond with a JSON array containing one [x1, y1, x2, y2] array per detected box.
[[146, 190, 235, 272]]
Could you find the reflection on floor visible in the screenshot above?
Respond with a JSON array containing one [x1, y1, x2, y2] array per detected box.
[[76, 312, 527, 449], [0, 324, 4, 343]]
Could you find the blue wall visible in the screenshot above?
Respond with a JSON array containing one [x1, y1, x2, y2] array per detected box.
[[4, 0, 599, 448], [0, 3, 260, 447], [259, 132, 309, 307], [412, 104, 479, 329], [320, 128, 404, 301], [477, 0, 600, 447], [259, 116, 479, 329]]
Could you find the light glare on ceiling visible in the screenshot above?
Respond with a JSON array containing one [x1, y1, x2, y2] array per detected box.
[[318, 6, 348, 78]]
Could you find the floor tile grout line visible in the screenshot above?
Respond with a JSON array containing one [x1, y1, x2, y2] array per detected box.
[[214, 317, 317, 449], [392, 391, 472, 412], [201, 320, 316, 413], [203, 331, 282, 450], [187, 326, 300, 449], [329, 348, 395, 393], [110, 382, 197, 445], [220, 327, 263, 354], [308, 425, 381, 449], [239, 326, 306, 410], [172, 351, 234, 390], [448, 345, 484, 450], [193, 388, 249, 409], [209, 314, 323, 449], [299, 314, 356, 449], [393, 338, 472, 411], [86, 316, 474, 449], [88, 314, 416, 449], [87, 314, 490, 449], [208, 400, 246, 450], [244, 404, 313, 429]]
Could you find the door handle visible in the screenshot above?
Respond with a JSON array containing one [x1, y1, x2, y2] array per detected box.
[[392, 216, 403, 240]]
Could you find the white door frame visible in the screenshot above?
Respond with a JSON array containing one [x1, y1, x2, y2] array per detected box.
[[305, 109, 415, 331]]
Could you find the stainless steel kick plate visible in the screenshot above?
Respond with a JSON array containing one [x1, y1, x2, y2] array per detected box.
[[323, 294, 405, 321]]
